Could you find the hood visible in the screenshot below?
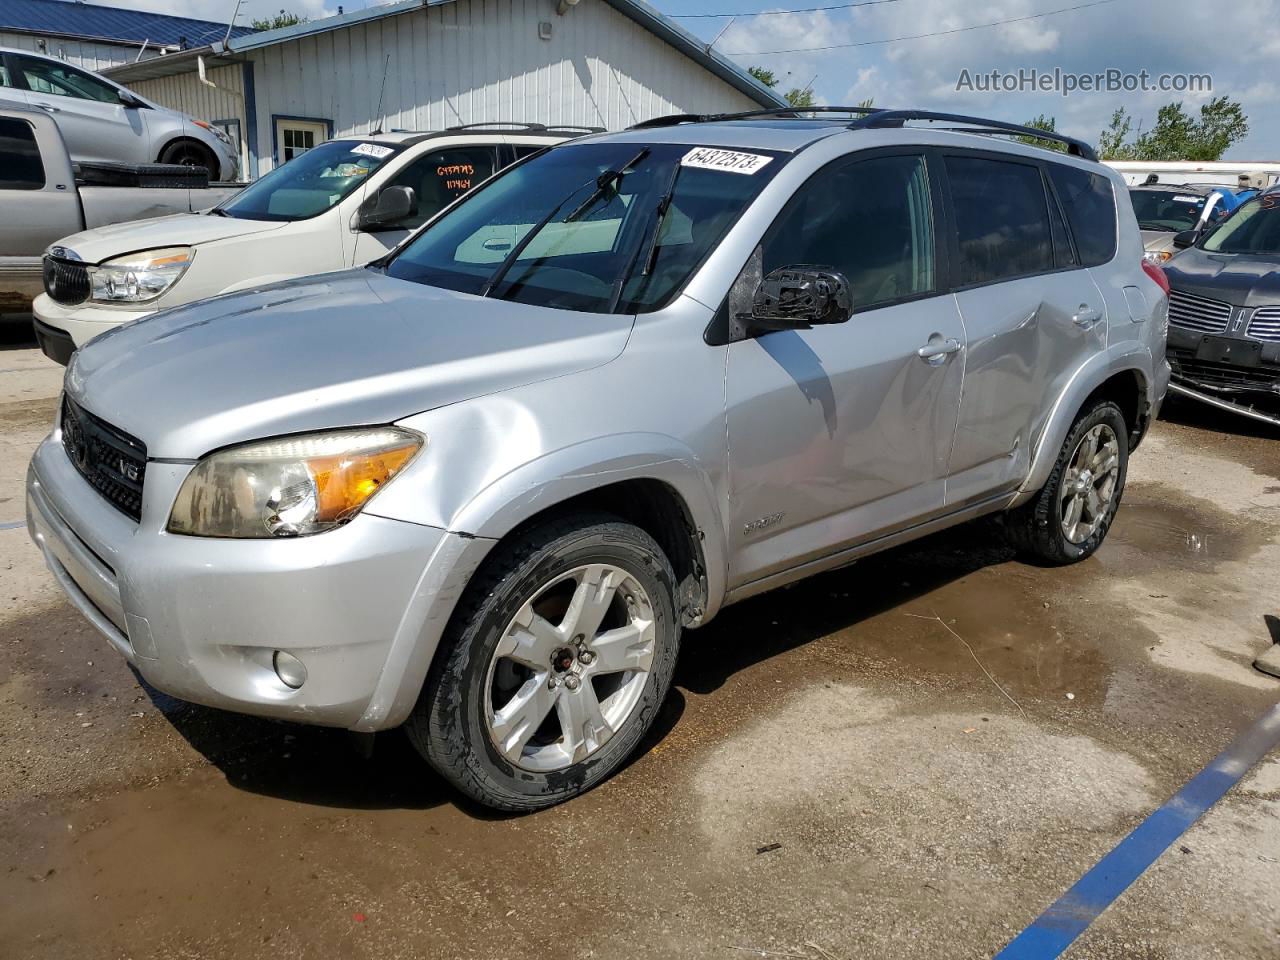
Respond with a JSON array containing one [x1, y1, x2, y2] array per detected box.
[[53, 213, 285, 264], [66, 270, 633, 459], [1164, 247, 1280, 306]]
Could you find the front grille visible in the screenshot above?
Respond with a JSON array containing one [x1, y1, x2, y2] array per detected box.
[[61, 397, 146, 521], [1168, 289, 1232, 334], [1168, 346, 1280, 395], [43, 255, 90, 305], [1248, 305, 1280, 343]]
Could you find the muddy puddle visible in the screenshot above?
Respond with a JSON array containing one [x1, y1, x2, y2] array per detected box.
[[1107, 488, 1268, 568]]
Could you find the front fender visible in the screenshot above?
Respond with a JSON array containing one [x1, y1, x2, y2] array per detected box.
[[1013, 343, 1156, 506]]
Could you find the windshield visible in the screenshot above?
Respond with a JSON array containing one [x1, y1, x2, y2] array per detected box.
[[385, 142, 785, 314], [1201, 196, 1280, 255], [218, 140, 404, 222], [1129, 188, 1209, 232]]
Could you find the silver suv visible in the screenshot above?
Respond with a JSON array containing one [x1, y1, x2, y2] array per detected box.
[[26, 108, 1171, 811]]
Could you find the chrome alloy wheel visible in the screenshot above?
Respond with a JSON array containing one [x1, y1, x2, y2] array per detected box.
[[1060, 423, 1121, 544], [484, 564, 657, 772]]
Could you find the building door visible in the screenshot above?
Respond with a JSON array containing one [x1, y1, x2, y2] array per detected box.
[[275, 118, 329, 166]]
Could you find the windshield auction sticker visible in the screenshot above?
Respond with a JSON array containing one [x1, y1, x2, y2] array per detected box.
[[350, 143, 395, 160], [681, 147, 772, 175]]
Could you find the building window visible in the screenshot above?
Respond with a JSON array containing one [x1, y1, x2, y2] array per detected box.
[[274, 117, 330, 166]]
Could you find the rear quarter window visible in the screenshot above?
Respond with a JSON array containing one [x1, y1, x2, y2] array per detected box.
[[1048, 164, 1117, 266]]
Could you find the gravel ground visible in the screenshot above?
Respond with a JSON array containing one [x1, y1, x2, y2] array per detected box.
[[1, 320, 1277, 960]]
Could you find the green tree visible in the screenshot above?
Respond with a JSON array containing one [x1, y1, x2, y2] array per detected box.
[[750, 65, 816, 109], [251, 10, 306, 30], [786, 86, 816, 108], [1019, 114, 1066, 152], [1098, 97, 1248, 161], [1097, 108, 1136, 160]]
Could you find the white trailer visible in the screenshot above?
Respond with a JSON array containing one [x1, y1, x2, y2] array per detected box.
[[1106, 161, 1280, 188]]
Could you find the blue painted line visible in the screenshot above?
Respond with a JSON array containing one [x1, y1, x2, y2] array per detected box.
[[995, 701, 1280, 959], [0, 520, 26, 531]]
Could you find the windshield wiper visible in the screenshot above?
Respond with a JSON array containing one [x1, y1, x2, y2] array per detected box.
[[606, 160, 683, 313], [480, 149, 650, 299], [208, 207, 229, 217]]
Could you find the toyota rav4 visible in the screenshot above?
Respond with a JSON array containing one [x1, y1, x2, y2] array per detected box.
[[26, 108, 1170, 811]]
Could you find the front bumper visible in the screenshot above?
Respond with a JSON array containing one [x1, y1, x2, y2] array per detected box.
[[32, 293, 156, 351], [26, 430, 492, 730], [1167, 325, 1280, 396]]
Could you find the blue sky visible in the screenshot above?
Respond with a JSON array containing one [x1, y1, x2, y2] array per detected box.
[[110, 0, 1280, 159], [666, 0, 1280, 160]]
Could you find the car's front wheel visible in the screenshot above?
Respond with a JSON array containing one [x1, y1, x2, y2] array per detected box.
[[407, 515, 680, 812], [1005, 399, 1129, 565]]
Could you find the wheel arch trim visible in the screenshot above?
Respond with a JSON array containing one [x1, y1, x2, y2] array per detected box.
[[1015, 346, 1155, 507]]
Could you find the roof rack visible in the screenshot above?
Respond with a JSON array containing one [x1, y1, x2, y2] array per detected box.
[[630, 105, 881, 130], [850, 110, 1098, 162], [543, 125, 607, 136], [628, 106, 1098, 162], [445, 122, 549, 132]]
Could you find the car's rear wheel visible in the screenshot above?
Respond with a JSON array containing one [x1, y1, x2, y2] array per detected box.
[[1004, 399, 1129, 565], [158, 139, 218, 176], [407, 515, 680, 812]]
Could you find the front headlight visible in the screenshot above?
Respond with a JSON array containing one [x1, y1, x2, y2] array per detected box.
[[192, 119, 233, 147], [168, 427, 423, 538], [1143, 249, 1173, 265], [89, 247, 192, 302]]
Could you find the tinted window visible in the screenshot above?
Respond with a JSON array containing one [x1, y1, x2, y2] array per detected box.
[[1051, 165, 1117, 265], [763, 154, 935, 310], [16, 56, 119, 103], [0, 63, 11, 87], [947, 155, 1053, 285], [383, 146, 499, 229], [0, 117, 45, 190], [387, 142, 783, 314]]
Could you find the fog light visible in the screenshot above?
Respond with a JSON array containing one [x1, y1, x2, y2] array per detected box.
[[273, 650, 307, 689]]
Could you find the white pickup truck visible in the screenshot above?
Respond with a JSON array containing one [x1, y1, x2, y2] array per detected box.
[[0, 107, 241, 321], [31, 123, 599, 364]]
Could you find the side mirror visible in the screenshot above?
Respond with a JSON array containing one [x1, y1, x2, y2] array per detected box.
[[1172, 229, 1199, 250], [357, 185, 417, 231], [749, 266, 852, 331], [117, 90, 146, 109]]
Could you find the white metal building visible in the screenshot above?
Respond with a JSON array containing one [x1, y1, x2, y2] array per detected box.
[[102, 0, 784, 180]]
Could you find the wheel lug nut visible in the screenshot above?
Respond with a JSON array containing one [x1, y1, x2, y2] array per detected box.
[[548, 676, 559, 690], [563, 675, 581, 691], [579, 651, 596, 664]]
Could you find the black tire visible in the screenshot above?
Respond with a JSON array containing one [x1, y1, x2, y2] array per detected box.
[[407, 514, 681, 812], [157, 139, 217, 177], [1004, 399, 1129, 565]]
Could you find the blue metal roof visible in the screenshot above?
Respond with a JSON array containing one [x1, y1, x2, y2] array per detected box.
[[0, 0, 256, 49]]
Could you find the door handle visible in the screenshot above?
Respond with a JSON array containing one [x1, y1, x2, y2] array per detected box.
[[1073, 304, 1102, 326], [916, 337, 961, 365], [34, 102, 60, 112]]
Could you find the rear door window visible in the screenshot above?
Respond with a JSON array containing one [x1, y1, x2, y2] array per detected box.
[[762, 153, 936, 311], [1049, 164, 1117, 266], [945, 155, 1054, 285], [0, 116, 45, 190]]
